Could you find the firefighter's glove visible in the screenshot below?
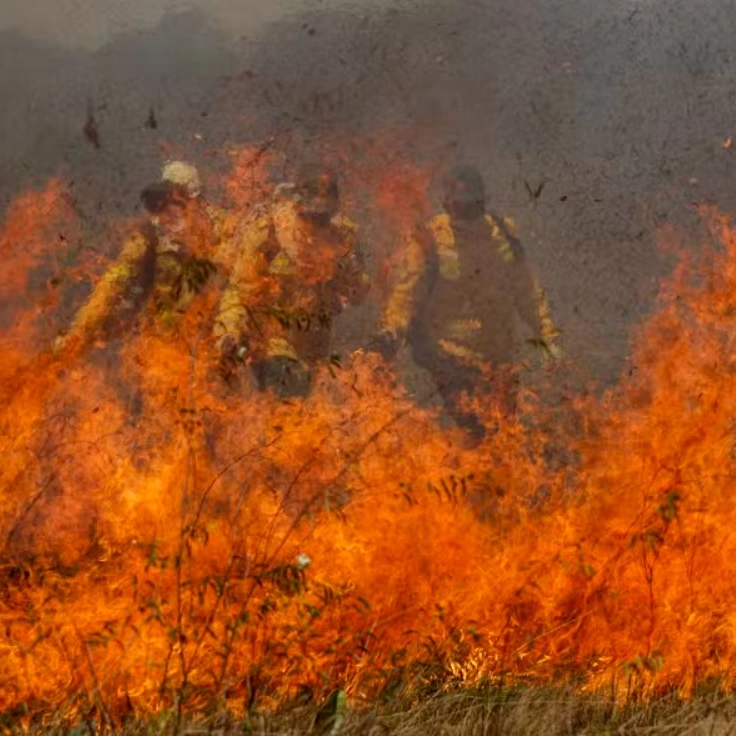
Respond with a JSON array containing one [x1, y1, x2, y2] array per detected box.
[[367, 329, 402, 362], [527, 336, 563, 365]]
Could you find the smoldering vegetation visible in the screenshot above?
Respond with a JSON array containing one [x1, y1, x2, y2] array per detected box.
[[2, 0, 736, 380]]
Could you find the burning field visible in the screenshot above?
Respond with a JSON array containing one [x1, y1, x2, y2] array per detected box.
[[2, 138, 736, 732]]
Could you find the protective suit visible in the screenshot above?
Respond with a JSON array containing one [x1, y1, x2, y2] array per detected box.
[[57, 161, 234, 349], [380, 165, 559, 434], [214, 167, 370, 397]]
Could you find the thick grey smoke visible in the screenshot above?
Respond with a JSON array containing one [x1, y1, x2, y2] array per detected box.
[[2, 0, 735, 381]]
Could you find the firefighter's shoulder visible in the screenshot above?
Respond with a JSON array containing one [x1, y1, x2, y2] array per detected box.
[[226, 211, 274, 269], [251, 210, 275, 231], [206, 204, 239, 237], [240, 210, 274, 241], [423, 213, 455, 254], [117, 226, 152, 260]]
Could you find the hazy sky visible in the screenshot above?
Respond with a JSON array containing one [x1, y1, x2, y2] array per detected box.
[[0, 0, 400, 49]]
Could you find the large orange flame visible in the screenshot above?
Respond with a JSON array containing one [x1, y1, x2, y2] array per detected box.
[[3, 148, 736, 725]]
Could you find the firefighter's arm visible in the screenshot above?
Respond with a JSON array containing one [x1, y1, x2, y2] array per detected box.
[[534, 281, 559, 347], [58, 231, 149, 349], [213, 216, 270, 350], [381, 229, 426, 339], [504, 221, 561, 358], [208, 206, 240, 274], [367, 228, 427, 360]]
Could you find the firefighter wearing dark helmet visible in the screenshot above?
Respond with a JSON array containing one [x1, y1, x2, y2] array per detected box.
[[377, 165, 560, 435], [214, 165, 370, 398]]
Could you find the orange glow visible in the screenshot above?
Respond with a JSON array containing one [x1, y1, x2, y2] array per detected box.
[[0, 179, 82, 360], [5, 150, 736, 724], [224, 142, 280, 214]]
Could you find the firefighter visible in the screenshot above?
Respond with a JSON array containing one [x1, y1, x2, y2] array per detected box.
[[55, 160, 231, 353], [375, 165, 560, 436], [214, 165, 370, 398]]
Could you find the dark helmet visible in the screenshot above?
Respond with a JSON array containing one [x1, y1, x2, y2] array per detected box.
[[441, 165, 486, 221], [294, 164, 339, 221]]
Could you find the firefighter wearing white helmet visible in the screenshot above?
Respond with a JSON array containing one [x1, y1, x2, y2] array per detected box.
[[55, 161, 237, 353], [161, 159, 202, 199]]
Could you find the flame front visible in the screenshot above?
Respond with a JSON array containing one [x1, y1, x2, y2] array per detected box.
[[2, 151, 736, 724]]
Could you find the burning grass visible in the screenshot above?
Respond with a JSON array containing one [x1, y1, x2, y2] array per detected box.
[[3, 156, 736, 730]]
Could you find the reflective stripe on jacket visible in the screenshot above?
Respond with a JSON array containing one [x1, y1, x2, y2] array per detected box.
[[214, 202, 369, 363], [383, 213, 557, 365], [67, 204, 231, 342]]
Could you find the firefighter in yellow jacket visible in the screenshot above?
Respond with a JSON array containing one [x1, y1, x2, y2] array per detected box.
[[376, 165, 560, 435], [214, 165, 370, 397], [55, 161, 234, 352]]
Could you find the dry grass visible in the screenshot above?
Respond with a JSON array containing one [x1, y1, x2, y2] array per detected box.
[[316, 687, 736, 736], [7, 684, 736, 736]]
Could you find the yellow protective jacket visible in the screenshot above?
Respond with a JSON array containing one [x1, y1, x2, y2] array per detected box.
[[383, 213, 557, 367], [214, 201, 370, 364], [66, 203, 235, 343]]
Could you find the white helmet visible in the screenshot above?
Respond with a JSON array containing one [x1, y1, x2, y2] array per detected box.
[[161, 160, 202, 198]]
